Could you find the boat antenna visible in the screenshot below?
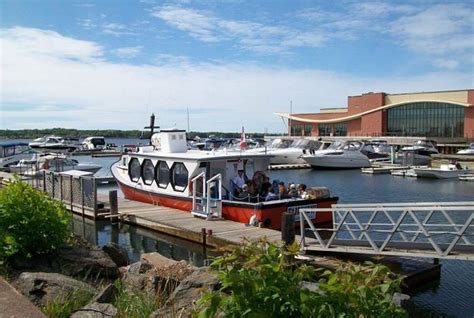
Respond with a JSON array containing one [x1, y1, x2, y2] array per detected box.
[[144, 113, 160, 145]]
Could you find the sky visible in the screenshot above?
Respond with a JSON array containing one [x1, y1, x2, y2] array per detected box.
[[1, 0, 473, 133]]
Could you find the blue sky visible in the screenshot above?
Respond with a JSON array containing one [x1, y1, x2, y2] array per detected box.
[[1, 0, 473, 132]]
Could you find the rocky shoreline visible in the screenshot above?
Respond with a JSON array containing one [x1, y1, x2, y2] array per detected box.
[[7, 238, 219, 317]]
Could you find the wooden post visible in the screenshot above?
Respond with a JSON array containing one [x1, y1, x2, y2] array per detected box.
[[69, 175, 73, 212], [51, 173, 55, 198], [59, 174, 63, 202], [109, 190, 118, 224], [201, 228, 207, 259], [93, 179, 97, 219], [281, 212, 295, 246], [43, 171, 46, 192]]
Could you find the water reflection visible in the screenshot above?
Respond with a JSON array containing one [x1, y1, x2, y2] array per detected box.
[[72, 215, 219, 266]]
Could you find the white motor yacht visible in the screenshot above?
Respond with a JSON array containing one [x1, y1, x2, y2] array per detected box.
[[397, 140, 439, 166], [302, 140, 373, 169], [266, 139, 323, 165], [457, 143, 474, 155], [29, 136, 80, 153], [10, 154, 102, 176], [82, 136, 106, 150], [0, 142, 36, 169], [414, 164, 471, 179]]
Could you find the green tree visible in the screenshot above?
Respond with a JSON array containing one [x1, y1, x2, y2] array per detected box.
[[0, 178, 72, 262]]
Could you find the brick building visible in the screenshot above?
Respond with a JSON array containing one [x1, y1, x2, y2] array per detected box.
[[276, 89, 474, 139]]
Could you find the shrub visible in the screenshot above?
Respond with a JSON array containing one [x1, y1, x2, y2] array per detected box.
[[0, 178, 72, 262], [113, 280, 161, 318], [196, 239, 406, 318]]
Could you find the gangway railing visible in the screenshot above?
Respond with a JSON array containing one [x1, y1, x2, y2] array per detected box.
[[299, 202, 474, 260], [191, 172, 222, 219]]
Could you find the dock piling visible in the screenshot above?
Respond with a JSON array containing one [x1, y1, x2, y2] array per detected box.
[[109, 190, 118, 224], [201, 228, 207, 260], [281, 212, 295, 246]]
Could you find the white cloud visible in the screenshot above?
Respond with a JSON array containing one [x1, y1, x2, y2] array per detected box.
[[112, 46, 143, 58], [433, 59, 460, 70], [1, 27, 471, 132], [102, 23, 136, 36], [151, 5, 326, 52]]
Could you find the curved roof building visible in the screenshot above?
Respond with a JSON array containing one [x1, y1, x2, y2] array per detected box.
[[276, 89, 474, 140]]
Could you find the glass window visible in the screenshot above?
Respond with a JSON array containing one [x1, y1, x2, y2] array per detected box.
[[291, 124, 303, 136], [318, 123, 331, 136], [334, 123, 347, 136], [141, 159, 154, 185], [155, 161, 170, 188], [171, 162, 188, 192], [128, 158, 141, 182], [386, 102, 464, 137], [304, 124, 312, 136]]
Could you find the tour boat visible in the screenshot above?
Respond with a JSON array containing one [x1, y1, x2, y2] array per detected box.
[[111, 129, 337, 230], [413, 164, 471, 179]]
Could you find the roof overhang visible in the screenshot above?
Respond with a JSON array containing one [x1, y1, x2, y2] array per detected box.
[[275, 100, 471, 124]]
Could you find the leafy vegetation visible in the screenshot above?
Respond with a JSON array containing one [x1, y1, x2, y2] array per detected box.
[[113, 280, 162, 318], [0, 178, 72, 262], [196, 239, 406, 318], [42, 289, 94, 318]]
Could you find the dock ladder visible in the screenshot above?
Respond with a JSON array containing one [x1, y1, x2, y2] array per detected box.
[[191, 172, 223, 219]]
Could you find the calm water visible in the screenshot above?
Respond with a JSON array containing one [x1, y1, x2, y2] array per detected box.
[[5, 138, 474, 316]]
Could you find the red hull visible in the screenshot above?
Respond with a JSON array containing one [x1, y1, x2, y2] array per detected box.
[[118, 181, 335, 230]]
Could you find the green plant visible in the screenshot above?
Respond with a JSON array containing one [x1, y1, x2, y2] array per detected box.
[[113, 280, 161, 318], [42, 288, 94, 318], [196, 239, 406, 318], [0, 178, 72, 262]]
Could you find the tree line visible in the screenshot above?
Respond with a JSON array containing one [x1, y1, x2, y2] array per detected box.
[[0, 129, 281, 139]]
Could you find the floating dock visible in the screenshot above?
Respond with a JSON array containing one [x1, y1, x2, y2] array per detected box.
[[268, 163, 311, 170]]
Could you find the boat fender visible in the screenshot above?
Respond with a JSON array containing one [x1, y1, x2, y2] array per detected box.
[[249, 215, 258, 226]]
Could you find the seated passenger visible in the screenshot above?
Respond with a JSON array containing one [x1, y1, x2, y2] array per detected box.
[[278, 181, 287, 195], [265, 187, 279, 202], [298, 184, 308, 199], [238, 184, 251, 201], [288, 183, 298, 197]]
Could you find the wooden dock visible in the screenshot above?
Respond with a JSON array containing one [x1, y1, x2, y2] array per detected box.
[[97, 194, 285, 248]]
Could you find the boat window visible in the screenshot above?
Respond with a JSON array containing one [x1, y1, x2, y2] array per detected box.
[[141, 159, 155, 185], [171, 162, 188, 192], [128, 158, 141, 182], [4, 146, 15, 157], [155, 161, 170, 188]]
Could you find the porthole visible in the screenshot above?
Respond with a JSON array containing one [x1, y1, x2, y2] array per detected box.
[[155, 161, 170, 189], [171, 162, 188, 192], [128, 158, 141, 182], [141, 159, 155, 185]]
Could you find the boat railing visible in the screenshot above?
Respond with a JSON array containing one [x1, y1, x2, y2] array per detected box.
[[191, 172, 206, 214], [206, 174, 222, 219]]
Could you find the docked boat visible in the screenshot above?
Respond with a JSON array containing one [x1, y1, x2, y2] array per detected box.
[[29, 136, 80, 153], [266, 139, 323, 165], [301, 140, 374, 169], [413, 164, 471, 179], [82, 136, 106, 150], [397, 140, 438, 166], [10, 153, 102, 176], [0, 142, 36, 168], [111, 129, 337, 230], [457, 143, 474, 155]]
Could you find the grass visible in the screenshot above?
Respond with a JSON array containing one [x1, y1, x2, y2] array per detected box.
[[42, 289, 95, 318]]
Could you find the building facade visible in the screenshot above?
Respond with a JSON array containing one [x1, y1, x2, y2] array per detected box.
[[276, 89, 474, 139]]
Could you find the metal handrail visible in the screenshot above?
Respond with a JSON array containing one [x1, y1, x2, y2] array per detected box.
[[299, 203, 474, 259], [206, 174, 222, 218], [192, 172, 206, 213]]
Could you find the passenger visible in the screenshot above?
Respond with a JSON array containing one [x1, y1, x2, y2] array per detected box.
[[245, 180, 256, 197], [278, 181, 287, 195], [298, 184, 308, 199], [238, 184, 250, 201], [265, 186, 279, 201], [455, 161, 463, 170], [260, 176, 272, 196], [288, 183, 299, 198], [232, 169, 246, 192]]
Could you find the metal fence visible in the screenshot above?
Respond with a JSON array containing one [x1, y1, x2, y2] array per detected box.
[[299, 202, 474, 260], [19, 171, 99, 217]]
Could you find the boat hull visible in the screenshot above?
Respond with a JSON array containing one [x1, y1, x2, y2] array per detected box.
[[116, 179, 335, 230], [303, 155, 371, 169], [414, 168, 471, 179]]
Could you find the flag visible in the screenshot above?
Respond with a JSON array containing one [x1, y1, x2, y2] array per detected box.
[[239, 126, 248, 149]]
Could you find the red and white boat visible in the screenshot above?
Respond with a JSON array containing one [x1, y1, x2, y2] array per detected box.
[[111, 129, 337, 230]]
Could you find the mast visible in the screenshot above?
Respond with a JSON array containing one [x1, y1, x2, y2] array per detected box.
[[144, 113, 160, 145], [289, 100, 293, 136]]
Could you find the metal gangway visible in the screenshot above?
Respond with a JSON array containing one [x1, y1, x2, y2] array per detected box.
[[191, 172, 223, 219], [299, 202, 474, 260]]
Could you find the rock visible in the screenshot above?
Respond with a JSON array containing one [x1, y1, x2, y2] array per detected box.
[[392, 292, 410, 307], [56, 246, 119, 279], [70, 302, 118, 318], [102, 243, 130, 267], [150, 267, 220, 318], [91, 283, 118, 304], [15, 272, 96, 307]]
